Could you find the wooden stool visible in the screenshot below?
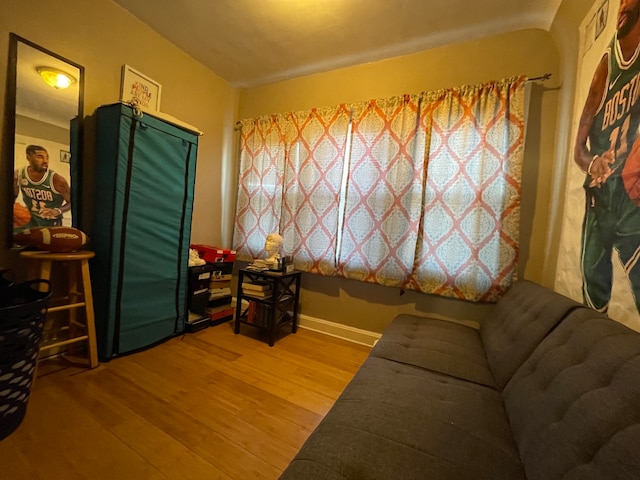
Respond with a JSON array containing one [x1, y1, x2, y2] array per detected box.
[[20, 250, 99, 368]]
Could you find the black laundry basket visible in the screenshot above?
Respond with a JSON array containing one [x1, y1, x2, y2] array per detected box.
[[0, 279, 51, 441], [0, 269, 13, 289]]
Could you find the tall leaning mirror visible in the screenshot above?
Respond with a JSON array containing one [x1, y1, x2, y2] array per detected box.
[[6, 33, 84, 248]]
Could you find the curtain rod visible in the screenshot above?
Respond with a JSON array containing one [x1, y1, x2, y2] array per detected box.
[[527, 73, 552, 82], [234, 73, 552, 131]]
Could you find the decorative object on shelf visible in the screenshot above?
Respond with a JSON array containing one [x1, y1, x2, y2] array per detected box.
[[120, 64, 161, 111], [275, 255, 294, 273], [249, 232, 284, 270], [264, 232, 283, 263]]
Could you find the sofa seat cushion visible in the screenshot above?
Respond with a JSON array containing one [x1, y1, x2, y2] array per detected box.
[[280, 356, 526, 480], [371, 314, 496, 387], [481, 279, 582, 389], [503, 308, 640, 480]]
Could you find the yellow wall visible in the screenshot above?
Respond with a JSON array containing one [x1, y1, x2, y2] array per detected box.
[[0, 2, 566, 334], [0, 0, 238, 272], [237, 29, 561, 331]]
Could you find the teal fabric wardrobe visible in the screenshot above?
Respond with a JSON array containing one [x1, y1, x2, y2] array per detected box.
[[90, 103, 199, 360]]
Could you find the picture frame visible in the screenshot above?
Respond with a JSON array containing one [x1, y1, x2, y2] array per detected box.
[[595, 0, 608, 40], [60, 150, 71, 163], [120, 64, 162, 111]]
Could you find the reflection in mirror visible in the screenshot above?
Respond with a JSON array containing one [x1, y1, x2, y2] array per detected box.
[[8, 34, 83, 247]]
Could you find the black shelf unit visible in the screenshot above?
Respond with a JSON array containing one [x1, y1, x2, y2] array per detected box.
[[234, 269, 301, 346], [186, 264, 216, 332]]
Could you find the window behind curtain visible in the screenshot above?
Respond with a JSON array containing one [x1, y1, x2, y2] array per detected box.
[[407, 77, 526, 301], [232, 116, 286, 260], [233, 76, 527, 302], [337, 95, 426, 287], [281, 106, 351, 275], [233, 107, 351, 271]]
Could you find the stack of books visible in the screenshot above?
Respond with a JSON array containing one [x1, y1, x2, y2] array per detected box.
[[243, 299, 272, 328], [241, 281, 272, 299]]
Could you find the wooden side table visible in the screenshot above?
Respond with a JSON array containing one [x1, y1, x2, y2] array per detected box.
[[235, 269, 301, 346], [20, 250, 99, 368]]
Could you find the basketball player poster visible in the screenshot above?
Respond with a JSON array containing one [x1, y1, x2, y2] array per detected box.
[[556, 0, 640, 331]]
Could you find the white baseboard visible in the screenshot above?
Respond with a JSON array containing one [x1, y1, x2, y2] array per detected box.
[[297, 314, 381, 347], [232, 297, 380, 347]]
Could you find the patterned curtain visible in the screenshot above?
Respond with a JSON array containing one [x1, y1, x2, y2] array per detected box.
[[280, 106, 351, 275], [232, 116, 287, 260], [407, 76, 526, 301], [233, 76, 526, 302], [337, 95, 427, 286]]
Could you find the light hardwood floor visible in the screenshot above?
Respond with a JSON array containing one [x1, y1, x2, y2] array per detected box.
[[0, 322, 371, 480]]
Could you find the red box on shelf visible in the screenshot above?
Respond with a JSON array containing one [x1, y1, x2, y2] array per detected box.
[[207, 306, 234, 322], [190, 244, 236, 264]]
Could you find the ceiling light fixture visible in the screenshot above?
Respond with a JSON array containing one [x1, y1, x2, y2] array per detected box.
[[36, 66, 76, 89]]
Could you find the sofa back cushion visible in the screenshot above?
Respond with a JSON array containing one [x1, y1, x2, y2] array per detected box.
[[480, 280, 581, 389], [502, 308, 640, 480]]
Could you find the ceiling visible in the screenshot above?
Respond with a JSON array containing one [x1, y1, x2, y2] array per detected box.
[[16, 41, 81, 129], [113, 0, 563, 88]]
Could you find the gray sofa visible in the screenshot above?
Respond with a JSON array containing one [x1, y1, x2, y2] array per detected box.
[[279, 280, 640, 480]]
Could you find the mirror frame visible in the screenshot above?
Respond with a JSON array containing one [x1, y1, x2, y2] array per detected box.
[[4, 33, 85, 248]]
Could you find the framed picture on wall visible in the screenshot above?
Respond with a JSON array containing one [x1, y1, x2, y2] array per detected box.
[[595, 0, 608, 39], [120, 64, 162, 111], [60, 150, 71, 163]]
